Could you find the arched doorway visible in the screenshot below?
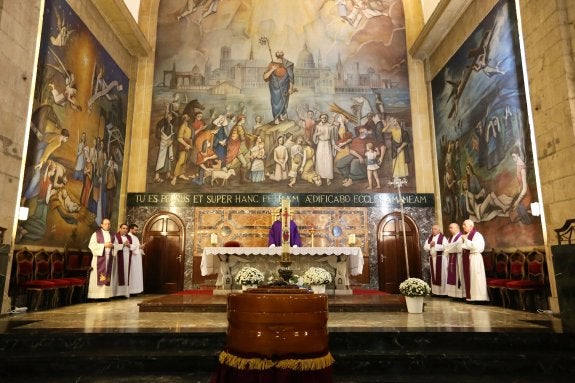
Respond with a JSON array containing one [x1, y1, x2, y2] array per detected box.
[[376, 212, 421, 293], [142, 212, 186, 293]]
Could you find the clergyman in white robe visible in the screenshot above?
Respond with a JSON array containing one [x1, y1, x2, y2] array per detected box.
[[461, 219, 489, 302], [128, 225, 145, 295], [88, 219, 119, 299], [443, 223, 466, 299], [112, 224, 132, 298], [423, 224, 447, 296]]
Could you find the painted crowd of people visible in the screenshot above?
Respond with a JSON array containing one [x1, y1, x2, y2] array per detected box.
[[152, 98, 412, 191]]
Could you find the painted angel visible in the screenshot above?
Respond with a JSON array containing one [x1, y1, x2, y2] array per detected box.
[[50, 9, 74, 46], [46, 47, 82, 111]]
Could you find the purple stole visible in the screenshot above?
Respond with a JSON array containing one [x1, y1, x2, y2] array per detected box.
[[461, 229, 476, 299], [95, 229, 113, 286], [446, 232, 462, 286], [115, 233, 132, 286], [428, 234, 444, 286]]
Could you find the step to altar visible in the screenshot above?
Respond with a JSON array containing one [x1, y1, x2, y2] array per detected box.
[[138, 292, 407, 312]]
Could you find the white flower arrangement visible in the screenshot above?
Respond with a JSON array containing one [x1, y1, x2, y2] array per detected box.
[[399, 278, 431, 297], [302, 267, 332, 285], [289, 274, 304, 286], [235, 266, 264, 285]]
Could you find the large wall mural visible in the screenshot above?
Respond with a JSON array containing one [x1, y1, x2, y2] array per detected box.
[[17, 0, 128, 247], [147, 0, 414, 194], [431, 0, 543, 248]]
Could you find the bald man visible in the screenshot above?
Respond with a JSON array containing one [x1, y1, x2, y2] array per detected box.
[[443, 222, 465, 299], [423, 224, 447, 296], [461, 219, 489, 302]]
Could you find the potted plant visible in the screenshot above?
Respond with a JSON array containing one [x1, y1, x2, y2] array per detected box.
[[302, 267, 332, 294], [235, 266, 264, 290], [399, 277, 431, 313]]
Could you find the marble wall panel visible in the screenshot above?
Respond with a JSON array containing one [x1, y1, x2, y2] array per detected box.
[[127, 204, 435, 290]]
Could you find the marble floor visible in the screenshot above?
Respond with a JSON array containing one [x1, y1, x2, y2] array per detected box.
[[0, 294, 566, 334], [0, 295, 572, 383]]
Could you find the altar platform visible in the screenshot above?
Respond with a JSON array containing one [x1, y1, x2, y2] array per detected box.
[[138, 289, 406, 313]]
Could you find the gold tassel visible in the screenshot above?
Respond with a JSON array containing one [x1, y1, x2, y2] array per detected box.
[[218, 351, 335, 371], [219, 351, 275, 370], [275, 353, 335, 371]]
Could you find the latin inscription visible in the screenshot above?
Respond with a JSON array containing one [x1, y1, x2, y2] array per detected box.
[[127, 193, 434, 208]]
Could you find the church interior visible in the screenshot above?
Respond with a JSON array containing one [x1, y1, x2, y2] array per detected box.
[[1, 0, 575, 381]]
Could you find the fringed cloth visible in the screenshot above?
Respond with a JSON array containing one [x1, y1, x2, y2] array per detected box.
[[211, 349, 335, 383]]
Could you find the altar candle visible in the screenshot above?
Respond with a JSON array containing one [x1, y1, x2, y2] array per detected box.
[[210, 233, 218, 246], [348, 234, 356, 246]]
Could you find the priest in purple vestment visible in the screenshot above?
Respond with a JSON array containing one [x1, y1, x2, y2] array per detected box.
[[88, 218, 117, 300], [268, 210, 302, 247]]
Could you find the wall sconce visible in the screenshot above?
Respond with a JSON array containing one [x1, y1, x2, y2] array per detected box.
[[18, 207, 29, 221], [530, 202, 541, 217]]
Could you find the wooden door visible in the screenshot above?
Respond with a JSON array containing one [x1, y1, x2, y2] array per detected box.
[[142, 212, 186, 293], [377, 212, 421, 293]]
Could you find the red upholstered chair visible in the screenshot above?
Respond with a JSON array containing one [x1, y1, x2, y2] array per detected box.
[[224, 241, 241, 247], [502, 251, 527, 309], [10, 248, 35, 308], [65, 249, 82, 269], [505, 249, 547, 311], [64, 248, 93, 303], [482, 249, 496, 279], [24, 250, 59, 310], [50, 250, 82, 305], [486, 250, 509, 306]]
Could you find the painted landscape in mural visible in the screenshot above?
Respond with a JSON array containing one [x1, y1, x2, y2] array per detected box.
[[147, 0, 414, 194], [17, 0, 128, 247], [431, 0, 542, 248]]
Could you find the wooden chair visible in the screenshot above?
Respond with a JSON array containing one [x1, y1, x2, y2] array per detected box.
[[486, 250, 509, 306], [555, 219, 575, 244], [505, 249, 547, 311], [64, 248, 93, 303], [10, 248, 35, 308], [482, 249, 496, 279], [23, 250, 59, 310], [50, 249, 83, 305], [503, 251, 527, 309]]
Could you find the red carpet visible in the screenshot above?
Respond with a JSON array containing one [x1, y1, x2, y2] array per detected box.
[[173, 289, 389, 296]]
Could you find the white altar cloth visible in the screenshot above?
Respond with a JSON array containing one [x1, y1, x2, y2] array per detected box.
[[200, 246, 364, 277]]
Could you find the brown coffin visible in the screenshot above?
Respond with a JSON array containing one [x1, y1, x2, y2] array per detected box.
[[226, 287, 329, 357]]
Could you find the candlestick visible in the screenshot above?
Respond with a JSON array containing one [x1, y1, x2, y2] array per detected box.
[[310, 226, 316, 248], [210, 233, 218, 246]]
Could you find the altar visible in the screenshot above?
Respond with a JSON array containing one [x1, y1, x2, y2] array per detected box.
[[200, 247, 364, 295]]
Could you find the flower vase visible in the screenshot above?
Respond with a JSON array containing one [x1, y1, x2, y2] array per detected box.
[[241, 284, 256, 291], [405, 296, 424, 313], [311, 285, 326, 294]]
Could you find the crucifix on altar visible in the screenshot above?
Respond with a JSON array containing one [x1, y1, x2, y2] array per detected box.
[[277, 198, 293, 282], [281, 199, 291, 260], [389, 177, 410, 278]]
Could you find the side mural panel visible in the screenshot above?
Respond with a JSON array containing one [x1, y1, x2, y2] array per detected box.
[[17, 0, 129, 247], [147, 0, 414, 194], [431, 0, 543, 248]]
